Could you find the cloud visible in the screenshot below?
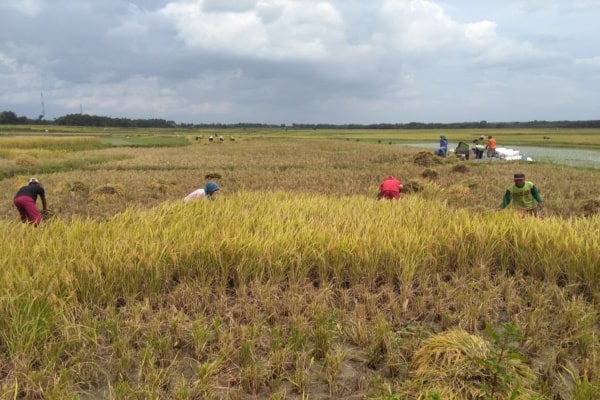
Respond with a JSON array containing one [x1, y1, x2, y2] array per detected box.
[[576, 56, 600, 67], [159, 0, 344, 60], [0, 0, 598, 123], [1, 0, 43, 17], [0, 52, 19, 71]]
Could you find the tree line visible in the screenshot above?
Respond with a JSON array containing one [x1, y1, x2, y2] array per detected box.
[[1, 110, 600, 130]]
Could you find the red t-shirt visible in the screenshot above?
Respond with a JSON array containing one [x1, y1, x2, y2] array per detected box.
[[379, 177, 402, 199]]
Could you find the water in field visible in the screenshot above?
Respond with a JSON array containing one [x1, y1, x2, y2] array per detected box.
[[404, 143, 600, 169]]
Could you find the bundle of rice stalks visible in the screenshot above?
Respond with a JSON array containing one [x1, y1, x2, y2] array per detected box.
[[445, 184, 470, 202], [411, 328, 538, 399], [149, 178, 176, 194], [402, 179, 425, 194], [58, 181, 90, 197], [41, 209, 56, 220], [452, 164, 469, 173], [413, 152, 442, 167], [14, 155, 39, 167], [421, 168, 439, 180], [205, 172, 222, 179], [89, 184, 124, 200], [581, 199, 600, 217]]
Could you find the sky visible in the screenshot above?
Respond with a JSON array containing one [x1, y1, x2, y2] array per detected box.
[[1, 0, 599, 125]]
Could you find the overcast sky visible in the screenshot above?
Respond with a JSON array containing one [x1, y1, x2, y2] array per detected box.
[[1, 0, 599, 124]]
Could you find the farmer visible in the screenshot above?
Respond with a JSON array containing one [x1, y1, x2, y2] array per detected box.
[[13, 177, 47, 226], [435, 135, 448, 157], [377, 176, 403, 200], [486, 135, 497, 158], [184, 181, 220, 202], [497, 173, 543, 217], [473, 136, 486, 159]]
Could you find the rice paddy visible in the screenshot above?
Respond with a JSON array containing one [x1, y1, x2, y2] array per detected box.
[[1, 127, 600, 399]]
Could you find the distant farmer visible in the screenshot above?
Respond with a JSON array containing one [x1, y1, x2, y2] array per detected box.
[[377, 176, 403, 200], [498, 173, 543, 217], [473, 136, 486, 159], [486, 135, 497, 158], [13, 177, 47, 226], [435, 135, 448, 157], [184, 181, 220, 202]]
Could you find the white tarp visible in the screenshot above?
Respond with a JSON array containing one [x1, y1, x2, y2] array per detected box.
[[495, 147, 533, 161]]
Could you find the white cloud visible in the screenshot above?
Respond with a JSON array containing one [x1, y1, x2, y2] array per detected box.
[[159, 0, 344, 60], [161, 1, 269, 55], [0, 53, 19, 71], [2, 0, 42, 17], [0, 0, 599, 123], [378, 0, 461, 53], [576, 56, 600, 67]]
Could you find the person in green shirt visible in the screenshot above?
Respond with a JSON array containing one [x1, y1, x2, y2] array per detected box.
[[498, 173, 543, 217], [471, 135, 486, 159]]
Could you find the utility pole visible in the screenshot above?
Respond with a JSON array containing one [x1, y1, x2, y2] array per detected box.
[[40, 92, 45, 119]]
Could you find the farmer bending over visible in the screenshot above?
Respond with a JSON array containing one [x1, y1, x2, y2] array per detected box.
[[184, 181, 220, 202], [435, 135, 448, 157], [377, 176, 403, 200], [497, 173, 543, 217], [13, 177, 47, 226]]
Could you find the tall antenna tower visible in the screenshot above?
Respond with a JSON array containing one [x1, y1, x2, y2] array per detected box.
[[80, 103, 83, 114], [40, 92, 45, 120]]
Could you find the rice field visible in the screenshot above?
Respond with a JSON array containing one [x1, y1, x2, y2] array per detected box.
[[1, 128, 600, 399]]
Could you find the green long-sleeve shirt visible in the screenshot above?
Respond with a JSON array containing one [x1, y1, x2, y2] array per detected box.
[[499, 181, 543, 210]]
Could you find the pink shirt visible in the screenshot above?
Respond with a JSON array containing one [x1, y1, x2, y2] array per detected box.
[[184, 188, 207, 202]]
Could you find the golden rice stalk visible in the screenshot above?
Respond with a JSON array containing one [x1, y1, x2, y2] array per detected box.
[[57, 180, 90, 197], [89, 184, 124, 200], [412, 328, 538, 399], [14, 154, 39, 166]]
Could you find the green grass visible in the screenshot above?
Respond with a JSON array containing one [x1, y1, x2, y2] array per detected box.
[[100, 135, 190, 147], [0, 154, 132, 181]]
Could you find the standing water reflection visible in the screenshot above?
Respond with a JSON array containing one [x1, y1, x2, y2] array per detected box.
[[402, 143, 600, 169]]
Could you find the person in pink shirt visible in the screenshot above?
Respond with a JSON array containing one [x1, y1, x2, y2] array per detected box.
[[377, 176, 403, 200]]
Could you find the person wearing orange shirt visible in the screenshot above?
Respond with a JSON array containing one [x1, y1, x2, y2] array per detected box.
[[486, 135, 497, 158]]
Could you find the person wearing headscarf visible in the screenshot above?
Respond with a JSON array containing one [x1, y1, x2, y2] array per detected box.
[[436, 135, 448, 157], [184, 181, 220, 202]]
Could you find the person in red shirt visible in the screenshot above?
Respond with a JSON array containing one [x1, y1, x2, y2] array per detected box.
[[13, 177, 47, 226], [377, 176, 403, 200]]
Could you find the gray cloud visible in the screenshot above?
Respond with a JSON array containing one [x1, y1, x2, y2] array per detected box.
[[1, 0, 599, 124]]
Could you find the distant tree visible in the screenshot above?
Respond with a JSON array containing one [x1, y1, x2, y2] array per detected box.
[[0, 110, 19, 124]]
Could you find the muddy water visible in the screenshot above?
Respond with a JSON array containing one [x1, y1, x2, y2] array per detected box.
[[403, 143, 600, 169]]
